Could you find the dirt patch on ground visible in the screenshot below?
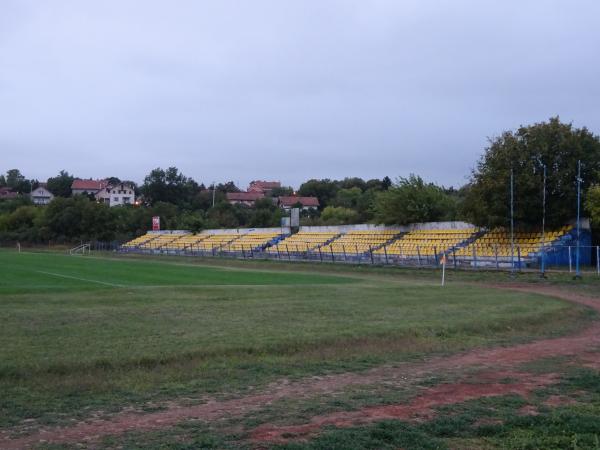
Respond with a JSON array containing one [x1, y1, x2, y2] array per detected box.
[[1, 283, 598, 449], [250, 371, 557, 444]]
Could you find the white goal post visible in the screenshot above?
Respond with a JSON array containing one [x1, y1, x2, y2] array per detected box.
[[70, 243, 91, 255]]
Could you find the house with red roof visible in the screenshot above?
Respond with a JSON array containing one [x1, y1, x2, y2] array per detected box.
[[226, 191, 265, 207], [277, 196, 319, 211], [248, 180, 281, 194], [71, 179, 136, 207], [71, 179, 108, 196], [0, 187, 19, 200]]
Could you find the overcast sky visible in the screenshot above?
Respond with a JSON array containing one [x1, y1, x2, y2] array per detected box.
[[1, 1, 599, 189]]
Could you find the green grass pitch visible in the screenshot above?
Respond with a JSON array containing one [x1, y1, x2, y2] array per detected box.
[[0, 250, 593, 448]]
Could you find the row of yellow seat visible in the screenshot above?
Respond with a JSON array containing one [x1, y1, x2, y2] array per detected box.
[[124, 232, 281, 252], [226, 232, 280, 251], [375, 228, 478, 257], [121, 233, 157, 248], [455, 226, 571, 258], [266, 232, 339, 253], [320, 230, 399, 254]]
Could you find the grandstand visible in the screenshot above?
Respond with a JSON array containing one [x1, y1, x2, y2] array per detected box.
[[455, 226, 573, 259], [138, 233, 186, 250], [266, 231, 339, 254], [320, 230, 400, 255], [187, 233, 241, 252], [118, 222, 586, 268], [121, 233, 156, 248], [224, 231, 282, 252], [162, 234, 211, 251], [376, 228, 478, 258]]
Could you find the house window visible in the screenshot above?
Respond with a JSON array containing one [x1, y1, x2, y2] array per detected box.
[[113, 197, 119, 202], [123, 197, 130, 204]]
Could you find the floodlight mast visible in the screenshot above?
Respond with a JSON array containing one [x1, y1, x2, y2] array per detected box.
[[510, 167, 515, 276], [541, 163, 547, 278], [575, 160, 582, 279]]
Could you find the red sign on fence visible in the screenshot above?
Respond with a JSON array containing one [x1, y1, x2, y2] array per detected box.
[[152, 216, 160, 231]]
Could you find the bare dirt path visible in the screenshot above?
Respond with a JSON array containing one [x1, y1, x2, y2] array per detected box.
[[1, 283, 599, 449]]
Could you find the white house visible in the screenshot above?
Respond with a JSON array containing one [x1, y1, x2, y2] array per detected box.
[[30, 184, 54, 205], [71, 179, 136, 207], [96, 182, 136, 207]]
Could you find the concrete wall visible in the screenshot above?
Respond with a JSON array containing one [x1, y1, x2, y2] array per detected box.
[[200, 227, 291, 235], [300, 221, 476, 233]]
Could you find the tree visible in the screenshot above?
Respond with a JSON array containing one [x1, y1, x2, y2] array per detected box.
[[320, 206, 359, 224], [332, 187, 362, 209], [339, 177, 367, 191], [374, 175, 456, 225], [297, 179, 339, 209], [5, 169, 31, 193], [381, 176, 392, 190], [585, 184, 600, 227], [106, 176, 121, 186], [0, 175, 6, 187], [46, 170, 75, 197], [269, 186, 294, 197], [141, 167, 199, 208], [462, 117, 600, 228]]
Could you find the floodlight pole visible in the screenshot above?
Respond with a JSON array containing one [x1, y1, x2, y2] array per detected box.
[[510, 168, 515, 276], [540, 163, 547, 278], [575, 160, 582, 279]]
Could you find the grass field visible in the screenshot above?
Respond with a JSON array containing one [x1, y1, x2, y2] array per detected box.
[[1, 250, 599, 449]]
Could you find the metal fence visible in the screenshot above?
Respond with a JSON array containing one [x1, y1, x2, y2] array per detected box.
[[117, 242, 600, 275]]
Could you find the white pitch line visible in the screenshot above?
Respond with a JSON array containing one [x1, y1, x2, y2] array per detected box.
[[35, 271, 125, 288]]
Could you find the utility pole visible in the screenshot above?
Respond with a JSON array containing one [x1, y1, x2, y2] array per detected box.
[[575, 160, 582, 279], [541, 163, 547, 278], [510, 167, 515, 276]]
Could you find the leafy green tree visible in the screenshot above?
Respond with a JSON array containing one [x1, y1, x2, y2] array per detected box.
[[41, 196, 117, 242], [374, 175, 456, 225], [4, 169, 32, 193], [177, 211, 205, 233], [338, 177, 367, 191], [463, 117, 600, 228], [332, 187, 362, 209], [320, 206, 359, 224], [0, 205, 43, 241], [206, 202, 250, 228], [46, 170, 75, 197], [269, 186, 294, 197], [585, 184, 600, 227], [0, 174, 6, 187], [298, 179, 339, 209], [249, 198, 281, 227], [141, 167, 199, 208], [381, 176, 392, 190]]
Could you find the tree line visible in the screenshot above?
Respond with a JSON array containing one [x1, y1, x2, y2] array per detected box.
[[2, 117, 600, 244]]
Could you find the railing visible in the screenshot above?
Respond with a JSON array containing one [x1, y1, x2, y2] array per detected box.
[[116, 243, 600, 275]]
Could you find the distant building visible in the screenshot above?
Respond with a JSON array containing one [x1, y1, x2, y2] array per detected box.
[[0, 187, 18, 200], [226, 191, 265, 207], [30, 183, 54, 205], [96, 182, 136, 207], [71, 179, 136, 207], [278, 196, 319, 211], [71, 179, 109, 196], [248, 180, 281, 194]]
